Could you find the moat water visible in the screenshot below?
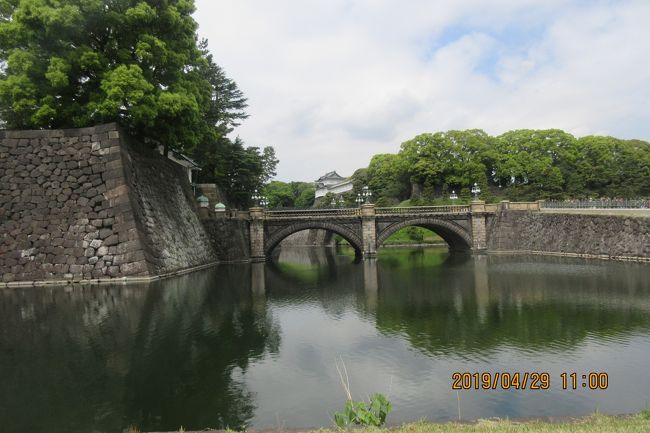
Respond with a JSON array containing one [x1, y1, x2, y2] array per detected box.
[[1, 246, 650, 433]]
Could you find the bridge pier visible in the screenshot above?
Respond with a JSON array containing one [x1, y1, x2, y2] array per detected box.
[[249, 207, 266, 262], [361, 204, 377, 259], [470, 201, 488, 252]]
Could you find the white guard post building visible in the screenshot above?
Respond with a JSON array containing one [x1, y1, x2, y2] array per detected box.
[[315, 171, 353, 198]]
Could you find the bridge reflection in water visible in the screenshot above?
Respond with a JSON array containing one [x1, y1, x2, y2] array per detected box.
[[1, 247, 650, 432]]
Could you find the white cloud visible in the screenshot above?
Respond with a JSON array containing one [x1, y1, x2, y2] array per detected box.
[[194, 0, 650, 181]]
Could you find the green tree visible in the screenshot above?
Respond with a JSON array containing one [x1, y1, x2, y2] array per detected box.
[[356, 128, 650, 203], [0, 0, 238, 156], [573, 136, 650, 198], [264, 181, 294, 208], [263, 181, 315, 209], [196, 137, 277, 209], [294, 185, 316, 208], [399, 130, 490, 199], [495, 129, 576, 200], [366, 153, 410, 204]]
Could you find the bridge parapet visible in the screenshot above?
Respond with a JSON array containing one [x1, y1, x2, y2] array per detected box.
[[503, 201, 542, 211], [376, 205, 471, 215], [265, 208, 360, 219]]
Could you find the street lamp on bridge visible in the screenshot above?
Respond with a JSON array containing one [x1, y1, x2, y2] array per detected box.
[[361, 186, 372, 204], [471, 183, 481, 201], [450, 190, 458, 203], [331, 196, 343, 208], [252, 189, 268, 208]]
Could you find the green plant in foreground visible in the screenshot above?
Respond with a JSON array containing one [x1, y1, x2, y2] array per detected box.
[[641, 408, 650, 419], [334, 393, 392, 428]]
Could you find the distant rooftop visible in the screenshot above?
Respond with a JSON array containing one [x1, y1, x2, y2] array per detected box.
[[315, 171, 345, 182]]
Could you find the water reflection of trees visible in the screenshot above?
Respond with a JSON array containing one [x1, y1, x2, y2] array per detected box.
[[266, 247, 368, 319], [0, 265, 279, 433], [375, 254, 650, 356]]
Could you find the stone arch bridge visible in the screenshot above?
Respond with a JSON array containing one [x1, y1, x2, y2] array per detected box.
[[247, 202, 501, 261]]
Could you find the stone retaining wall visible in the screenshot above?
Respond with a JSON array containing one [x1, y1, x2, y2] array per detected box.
[[0, 123, 222, 284], [202, 217, 250, 262], [487, 210, 650, 261]]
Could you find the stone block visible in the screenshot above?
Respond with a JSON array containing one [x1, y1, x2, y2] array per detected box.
[[104, 185, 129, 200], [120, 260, 149, 276], [116, 240, 141, 254], [113, 250, 145, 266], [53, 263, 69, 274], [107, 266, 120, 277]]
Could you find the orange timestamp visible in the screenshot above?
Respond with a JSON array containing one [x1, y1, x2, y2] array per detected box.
[[451, 372, 609, 390]]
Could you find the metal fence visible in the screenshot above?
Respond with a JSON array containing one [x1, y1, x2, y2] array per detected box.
[[542, 199, 650, 209]]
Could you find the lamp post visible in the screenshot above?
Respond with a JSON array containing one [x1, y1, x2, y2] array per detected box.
[[361, 186, 372, 204], [471, 182, 481, 201], [252, 189, 268, 207], [449, 190, 458, 204], [356, 193, 364, 207], [331, 197, 337, 208]]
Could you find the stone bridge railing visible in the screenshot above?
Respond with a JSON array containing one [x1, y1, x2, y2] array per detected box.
[[265, 208, 360, 219], [261, 204, 480, 219], [376, 205, 471, 215], [220, 201, 539, 222]]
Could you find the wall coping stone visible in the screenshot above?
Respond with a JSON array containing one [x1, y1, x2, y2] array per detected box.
[[487, 250, 650, 263], [0, 259, 256, 289]]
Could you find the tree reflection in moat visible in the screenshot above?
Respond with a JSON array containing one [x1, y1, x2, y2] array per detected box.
[[2, 247, 650, 432], [373, 249, 650, 355], [268, 246, 650, 356], [0, 265, 279, 433]]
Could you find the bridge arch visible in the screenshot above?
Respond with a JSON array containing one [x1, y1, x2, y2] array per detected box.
[[376, 218, 472, 252], [264, 221, 363, 257]]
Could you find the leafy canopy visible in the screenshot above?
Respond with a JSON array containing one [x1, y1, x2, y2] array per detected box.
[[357, 129, 650, 204], [0, 0, 245, 154]]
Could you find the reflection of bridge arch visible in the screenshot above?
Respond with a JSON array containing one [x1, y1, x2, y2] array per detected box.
[[264, 222, 362, 257], [376, 218, 472, 252]]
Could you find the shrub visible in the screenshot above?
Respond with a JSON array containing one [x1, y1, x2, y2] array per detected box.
[[334, 393, 392, 428]]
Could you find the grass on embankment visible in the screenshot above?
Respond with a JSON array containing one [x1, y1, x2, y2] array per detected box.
[[147, 412, 650, 433], [305, 412, 650, 433]]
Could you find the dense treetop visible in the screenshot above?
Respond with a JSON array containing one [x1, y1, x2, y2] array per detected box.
[[0, 0, 276, 208], [353, 129, 650, 206]]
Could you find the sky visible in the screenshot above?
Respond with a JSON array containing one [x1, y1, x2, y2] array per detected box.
[[193, 0, 650, 182]]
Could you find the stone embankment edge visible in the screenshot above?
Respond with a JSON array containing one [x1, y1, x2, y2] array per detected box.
[[487, 249, 650, 263], [0, 259, 250, 289]]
